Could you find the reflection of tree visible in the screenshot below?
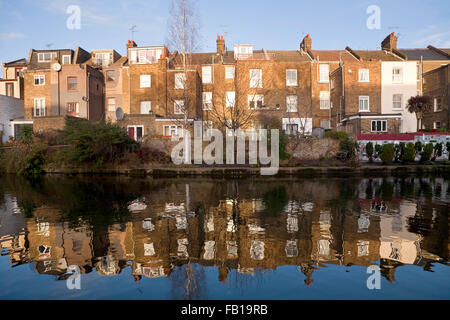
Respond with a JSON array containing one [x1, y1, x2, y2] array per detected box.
[[262, 186, 288, 217]]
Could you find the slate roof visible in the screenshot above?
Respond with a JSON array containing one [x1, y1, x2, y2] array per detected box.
[[3, 58, 27, 67], [310, 50, 356, 62], [351, 50, 403, 61], [398, 47, 450, 61]]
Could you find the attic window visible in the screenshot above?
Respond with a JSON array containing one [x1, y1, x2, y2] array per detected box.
[[62, 55, 71, 65], [38, 52, 57, 62]]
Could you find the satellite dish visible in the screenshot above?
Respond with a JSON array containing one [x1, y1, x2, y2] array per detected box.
[[52, 63, 61, 72], [116, 107, 124, 120]]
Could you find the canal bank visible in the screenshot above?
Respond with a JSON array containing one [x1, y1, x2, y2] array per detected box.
[[41, 163, 450, 178]]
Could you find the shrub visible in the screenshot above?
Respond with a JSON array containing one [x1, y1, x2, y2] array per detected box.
[[415, 141, 423, 155], [325, 131, 348, 140], [380, 144, 395, 164], [432, 143, 443, 161], [366, 142, 374, 162], [394, 142, 406, 162], [340, 137, 358, 159], [58, 117, 138, 165], [401, 143, 416, 163], [0, 140, 48, 177], [374, 144, 383, 159], [447, 142, 450, 160], [420, 143, 433, 162]]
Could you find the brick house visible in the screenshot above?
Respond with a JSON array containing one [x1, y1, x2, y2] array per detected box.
[[21, 47, 104, 132], [0, 58, 26, 99], [331, 33, 417, 138], [422, 64, 449, 130]]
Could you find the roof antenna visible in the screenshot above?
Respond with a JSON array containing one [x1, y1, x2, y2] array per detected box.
[[45, 43, 53, 49], [130, 25, 137, 41]]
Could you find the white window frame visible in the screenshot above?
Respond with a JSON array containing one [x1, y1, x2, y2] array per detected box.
[[163, 125, 184, 137], [203, 120, 213, 139], [392, 67, 403, 83], [286, 95, 298, 112], [248, 94, 264, 109], [320, 119, 331, 129], [392, 94, 402, 110], [371, 120, 387, 132], [286, 69, 297, 86], [359, 96, 370, 112], [225, 66, 235, 79], [174, 100, 185, 114], [140, 74, 151, 88], [320, 91, 330, 109], [434, 97, 442, 112], [175, 73, 185, 89], [202, 92, 212, 110], [433, 121, 441, 129], [37, 52, 57, 62], [249, 69, 262, 88], [62, 55, 71, 65], [107, 98, 116, 112], [34, 75, 45, 86], [226, 91, 235, 107], [140, 101, 152, 114], [33, 98, 46, 117], [127, 125, 144, 141], [358, 69, 369, 82], [319, 64, 329, 83], [202, 66, 212, 84]]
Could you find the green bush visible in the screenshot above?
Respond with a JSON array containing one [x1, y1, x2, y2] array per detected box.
[[366, 142, 374, 162], [394, 142, 406, 162], [415, 141, 423, 155], [0, 141, 48, 177], [401, 143, 416, 163], [58, 117, 138, 165], [380, 144, 395, 164], [432, 143, 443, 161], [447, 142, 450, 160], [375, 144, 383, 159], [340, 137, 357, 158], [420, 143, 433, 162], [325, 131, 348, 140]]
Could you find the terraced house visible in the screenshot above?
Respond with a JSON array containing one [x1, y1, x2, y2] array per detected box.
[[19, 47, 104, 133], [6, 33, 449, 141]]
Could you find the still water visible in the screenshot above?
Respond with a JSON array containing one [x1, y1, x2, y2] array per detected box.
[[0, 174, 448, 300]]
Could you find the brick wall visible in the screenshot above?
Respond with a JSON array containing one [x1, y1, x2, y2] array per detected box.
[[422, 65, 449, 129], [33, 116, 66, 133]]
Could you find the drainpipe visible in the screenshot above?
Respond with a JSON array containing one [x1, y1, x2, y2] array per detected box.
[[87, 70, 90, 120], [420, 55, 423, 95]]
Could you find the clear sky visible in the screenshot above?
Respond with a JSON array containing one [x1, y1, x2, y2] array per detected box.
[[0, 0, 449, 66]]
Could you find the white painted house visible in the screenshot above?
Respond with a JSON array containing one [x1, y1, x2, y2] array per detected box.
[[0, 95, 24, 143], [381, 61, 418, 133]]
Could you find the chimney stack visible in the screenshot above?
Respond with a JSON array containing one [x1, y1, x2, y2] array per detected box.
[[300, 34, 312, 52], [126, 40, 138, 49], [217, 35, 225, 55], [381, 32, 397, 51]]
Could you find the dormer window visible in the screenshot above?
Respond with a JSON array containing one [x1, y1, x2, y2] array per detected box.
[[95, 53, 110, 67], [234, 45, 253, 59], [37, 52, 57, 62], [129, 48, 164, 64]]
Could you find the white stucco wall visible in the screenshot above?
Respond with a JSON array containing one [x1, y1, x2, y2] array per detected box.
[[381, 61, 418, 133], [0, 95, 24, 143]]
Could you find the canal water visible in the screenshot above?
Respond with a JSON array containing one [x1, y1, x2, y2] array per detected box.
[[0, 175, 448, 299]]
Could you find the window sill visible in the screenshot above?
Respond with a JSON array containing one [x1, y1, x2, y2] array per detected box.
[[358, 80, 370, 83], [318, 80, 329, 83], [359, 110, 370, 113]]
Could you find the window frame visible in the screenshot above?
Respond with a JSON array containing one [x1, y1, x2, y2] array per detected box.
[[434, 97, 442, 112], [202, 92, 212, 110], [202, 66, 212, 84], [358, 69, 369, 82], [175, 73, 185, 89], [34, 75, 45, 86], [226, 91, 235, 107], [62, 55, 71, 65], [320, 91, 331, 109], [286, 95, 298, 112], [225, 66, 235, 79], [392, 94, 403, 110], [286, 69, 298, 87], [67, 76, 78, 91], [174, 100, 185, 114], [66, 102, 80, 114], [358, 96, 370, 112], [106, 70, 116, 82], [249, 69, 262, 88], [107, 98, 116, 112], [37, 52, 57, 62], [248, 94, 264, 109], [140, 74, 151, 88], [127, 125, 144, 141], [140, 101, 152, 114], [319, 64, 329, 83], [371, 120, 387, 132], [392, 67, 403, 83], [33, 97, 46, 117]]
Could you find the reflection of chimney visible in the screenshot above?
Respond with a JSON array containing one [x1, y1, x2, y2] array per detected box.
[[126, 40, 138, 49], [381, 32, 397, 52], [217, 35, 225, 55], [301, 34, 311, 52]]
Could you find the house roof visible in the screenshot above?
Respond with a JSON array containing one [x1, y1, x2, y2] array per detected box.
[[267, 50, 311, 62], [310, 50, 356, 62], [351, 50, 403, 61], [3, 58, 27, 67], [398, 47, 450, 61]]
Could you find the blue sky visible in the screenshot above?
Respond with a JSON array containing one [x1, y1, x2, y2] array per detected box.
[[0, 0, 449, 66]]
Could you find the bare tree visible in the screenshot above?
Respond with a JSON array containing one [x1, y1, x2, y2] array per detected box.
[[165, 0, 201, 134]]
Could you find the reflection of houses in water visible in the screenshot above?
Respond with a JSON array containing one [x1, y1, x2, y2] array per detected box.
[[0, 178, 447, 287]]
